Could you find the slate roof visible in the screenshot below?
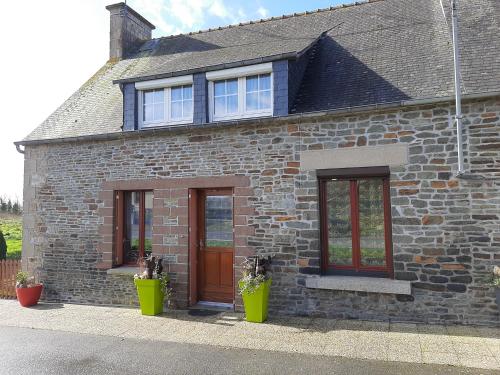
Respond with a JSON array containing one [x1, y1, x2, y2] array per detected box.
[[21, 0, 500, 143]]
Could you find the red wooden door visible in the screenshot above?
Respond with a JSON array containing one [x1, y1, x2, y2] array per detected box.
[[197, 189, 234, 303]]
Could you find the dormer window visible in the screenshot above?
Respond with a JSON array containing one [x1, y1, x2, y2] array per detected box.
[[135, 75, 193, 128], [207, 63, 273, 121]]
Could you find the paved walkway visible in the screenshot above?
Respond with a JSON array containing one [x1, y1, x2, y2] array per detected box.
[[0, 300, 499, 371]]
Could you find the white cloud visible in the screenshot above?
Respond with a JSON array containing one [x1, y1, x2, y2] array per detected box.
[[131, 0, 180, 33], [209, 0, 230, 19], [237, 8, 247, 21], [131, 0, 247, 34], [257, 6, 269, 18]]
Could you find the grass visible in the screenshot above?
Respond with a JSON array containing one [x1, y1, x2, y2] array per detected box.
[[0, 213, 22, 259]]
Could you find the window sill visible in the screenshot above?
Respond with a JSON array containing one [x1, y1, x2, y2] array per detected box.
[[305, 275, 411, 295], [140, 120, 193, 129], [106, 266, 139, 276], [212, 112, 272, 122]]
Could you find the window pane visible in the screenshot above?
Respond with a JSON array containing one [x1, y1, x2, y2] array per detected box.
[[260, 74, 271, 90], [183, 99, 193, 117], [124, 192, 140, 264], [359, 179, 386, 266], [183, 85, 192, 99], [246, 92, 258, 111], [144, 105, 154, 122], [154, 103, 164, 121], [144, 91, 155, 104], [214, 97, 225, 115], [171, 86, 182, 101], [171, 101, 183, 119], [205, 196, 233, 248], [259, 90, 271, 109], [154, 89, 164, 103], [214, 81, 225, 96], [144, 191, 153, 258], [226, 79, 238, 95], [246, 75, 258, 92], [227, 95, 238, 113], [327, 180, 352, 265]]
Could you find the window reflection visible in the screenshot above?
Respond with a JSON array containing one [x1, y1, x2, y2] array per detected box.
[[123, 191, 154, 264], [205, 196, 233, 248], [359, 180, 385, 266], [124, 192, 140, 263], [246, 74, 271, 111], [326, 180, 353, 265]]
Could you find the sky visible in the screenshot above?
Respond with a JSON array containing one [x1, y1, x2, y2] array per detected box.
[[0, 0, 352, 202]]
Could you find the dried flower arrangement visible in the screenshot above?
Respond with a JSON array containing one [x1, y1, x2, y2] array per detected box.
[[134, 255, 173, 306], [238, 255, 272, 295]]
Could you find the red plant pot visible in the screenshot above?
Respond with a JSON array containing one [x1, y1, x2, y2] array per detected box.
[[16, 284, 43, 307]]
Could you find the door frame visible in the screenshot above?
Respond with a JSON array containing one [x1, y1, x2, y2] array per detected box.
[[188, 187, 235, 306]]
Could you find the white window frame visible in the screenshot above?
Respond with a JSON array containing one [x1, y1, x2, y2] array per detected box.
[[136, 75, 194, 128], [207, 63, 273, 122]]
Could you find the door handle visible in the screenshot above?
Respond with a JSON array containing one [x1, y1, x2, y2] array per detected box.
[[199, 239, 204, 250]]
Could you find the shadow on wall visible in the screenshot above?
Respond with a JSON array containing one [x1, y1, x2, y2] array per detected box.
[[292, 36, 411, 112]]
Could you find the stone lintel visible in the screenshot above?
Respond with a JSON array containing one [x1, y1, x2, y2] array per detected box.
[[305, 275, 412, 295], [300, 144, 408, 170]]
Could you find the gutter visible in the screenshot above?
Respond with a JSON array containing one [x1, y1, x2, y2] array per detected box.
[[15, 143, 25, 154], [14, 90, 500, 148]]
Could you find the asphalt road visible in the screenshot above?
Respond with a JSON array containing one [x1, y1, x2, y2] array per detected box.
[[0, 326, 495, 375]]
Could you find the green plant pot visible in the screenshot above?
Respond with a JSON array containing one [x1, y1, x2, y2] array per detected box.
[[134, 279, 164, 316], [240, 278, 272, 323]]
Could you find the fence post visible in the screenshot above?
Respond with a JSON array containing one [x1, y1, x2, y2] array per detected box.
[[0, 259, 21, 299]]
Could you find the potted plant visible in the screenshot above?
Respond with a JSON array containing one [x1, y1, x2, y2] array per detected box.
[[238, 255, 272, 323], [15, 271, 43, 307], [486, 266, 500, 307], [134, 256, 172, 316]]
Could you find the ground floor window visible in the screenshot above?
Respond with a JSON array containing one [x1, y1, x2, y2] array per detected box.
[[318, 167, 393, 277], [114, 191, 153, 265]]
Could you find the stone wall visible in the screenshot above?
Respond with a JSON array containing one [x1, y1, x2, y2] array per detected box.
[[22, 96, 500, 325]]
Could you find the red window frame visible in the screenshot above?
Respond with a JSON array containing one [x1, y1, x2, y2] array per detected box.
[[114, 190, 152, 266], [318, 167, 393, 278]]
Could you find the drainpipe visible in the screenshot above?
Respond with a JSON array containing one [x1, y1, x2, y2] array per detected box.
[[450, 0, 465, 176]]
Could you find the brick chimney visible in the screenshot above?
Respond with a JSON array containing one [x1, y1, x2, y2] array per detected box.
[[106, 2, 156, 61]]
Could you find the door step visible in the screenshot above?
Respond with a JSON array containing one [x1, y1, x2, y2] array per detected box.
[[191, 301, 234, 311]]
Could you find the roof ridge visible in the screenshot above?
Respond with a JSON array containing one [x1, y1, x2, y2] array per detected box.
[[149, 0, 382, 42]]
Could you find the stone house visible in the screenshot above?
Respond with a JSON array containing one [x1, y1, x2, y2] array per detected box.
[[16, 0, 500, 325]]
